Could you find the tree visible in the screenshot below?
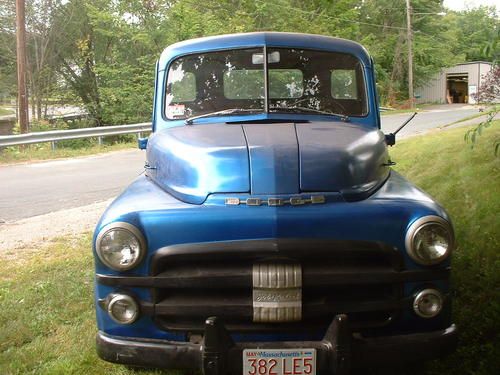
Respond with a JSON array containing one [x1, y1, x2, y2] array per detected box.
[[449, 6, 500, 62], [465, 25, 499, 155], [0, 0, 17, 103], [1, 0, 498, 125], [25, 0, 61, 120]]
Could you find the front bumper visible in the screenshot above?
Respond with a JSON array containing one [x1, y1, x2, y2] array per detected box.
[[97, 315, 457, 374]]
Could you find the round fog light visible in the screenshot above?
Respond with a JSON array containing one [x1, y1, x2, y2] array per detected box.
[[413, 289, 443, 318], [107, 294, 139, 324]]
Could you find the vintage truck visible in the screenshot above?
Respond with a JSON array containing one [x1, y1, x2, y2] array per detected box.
[[93, 32, 457, 374]]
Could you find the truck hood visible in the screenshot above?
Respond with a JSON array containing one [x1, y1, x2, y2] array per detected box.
[[146, 122, 390, 204]]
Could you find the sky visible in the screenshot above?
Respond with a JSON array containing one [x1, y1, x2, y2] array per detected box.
[[443, 0, 500, 10]]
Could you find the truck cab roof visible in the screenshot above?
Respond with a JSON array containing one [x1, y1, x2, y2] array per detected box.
[[158, 32, 373, 70]]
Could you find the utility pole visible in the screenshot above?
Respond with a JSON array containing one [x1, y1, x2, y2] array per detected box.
[[406, 0, 414, 108], [16, 0, 29, 133]]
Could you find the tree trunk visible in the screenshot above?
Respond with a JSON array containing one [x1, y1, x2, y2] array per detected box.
[[388, 31, 405, 106], [36, 94, 42, 120]]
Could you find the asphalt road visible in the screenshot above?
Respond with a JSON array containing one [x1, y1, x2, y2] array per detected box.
[[0, 104, 482, 222], [0, 151, 145, 223], [380, 104, 478, 137]]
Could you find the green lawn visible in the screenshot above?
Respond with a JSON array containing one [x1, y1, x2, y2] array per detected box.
[[380, 108, 424, 116], [0, 124, 498, 374], [390, 123, 499, 375], [0, 107, 14, 116], [0, 235, 171, 375], [0, 141, 137, 165]]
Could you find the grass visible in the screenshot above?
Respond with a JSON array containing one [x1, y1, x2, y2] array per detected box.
[[380, 109, 418, 116], [0, 235, 171, 375], [0, 124, 498, 374], [380, 103, 433, 116], [390, 122, 500, 375], [0, 141, 137, 165], [0, 107, 14, 116]]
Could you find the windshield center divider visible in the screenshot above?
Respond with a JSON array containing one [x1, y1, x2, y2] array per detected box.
[[263, 45, 269, 114]]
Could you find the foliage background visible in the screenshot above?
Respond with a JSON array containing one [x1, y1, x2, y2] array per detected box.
[[0, 0, 499, 126]]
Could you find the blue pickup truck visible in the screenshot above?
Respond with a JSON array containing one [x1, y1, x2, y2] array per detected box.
[[93, 32, 457, 374]]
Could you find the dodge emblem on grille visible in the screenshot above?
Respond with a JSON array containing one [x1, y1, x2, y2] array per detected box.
[[252, 263, 302, 322]]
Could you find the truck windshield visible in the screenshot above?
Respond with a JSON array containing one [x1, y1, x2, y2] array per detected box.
[[165, 47, 367, 120]]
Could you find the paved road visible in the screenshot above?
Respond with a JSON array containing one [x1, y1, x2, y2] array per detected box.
[[380, 104, 478, 137], [0, 151, 145, 223], [0, 105, 483, 222]]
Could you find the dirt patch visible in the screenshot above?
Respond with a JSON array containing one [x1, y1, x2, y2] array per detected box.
[[0, 199, 112, 258]]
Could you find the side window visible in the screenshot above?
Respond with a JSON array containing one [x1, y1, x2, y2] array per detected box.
[[170, 71, 196, 102], [331, 69, 358, 100]]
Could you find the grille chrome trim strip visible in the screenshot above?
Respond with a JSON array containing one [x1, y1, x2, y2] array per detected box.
[[225, 195, 326, 206]]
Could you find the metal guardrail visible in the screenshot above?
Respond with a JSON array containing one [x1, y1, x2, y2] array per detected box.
[[0, 122, 152, 148]]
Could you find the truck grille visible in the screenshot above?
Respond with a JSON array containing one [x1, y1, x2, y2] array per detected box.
[[149, 239, 404, 335]]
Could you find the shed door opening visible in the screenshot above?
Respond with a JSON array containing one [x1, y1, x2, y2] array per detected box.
[[446, 73, 468, 103]]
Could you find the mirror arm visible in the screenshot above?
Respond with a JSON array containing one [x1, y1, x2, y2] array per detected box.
[[385, 112, 418, 146]]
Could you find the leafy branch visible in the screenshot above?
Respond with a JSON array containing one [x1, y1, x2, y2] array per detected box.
[[465, 60, 499, 155], [464, 107, 499, 155]]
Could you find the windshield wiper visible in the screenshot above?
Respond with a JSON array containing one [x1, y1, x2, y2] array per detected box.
[[185, 108, 261, 125], [270, 106, 350, 122]]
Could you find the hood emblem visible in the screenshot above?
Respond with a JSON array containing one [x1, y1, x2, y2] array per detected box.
[[225, 195, 325, 206]]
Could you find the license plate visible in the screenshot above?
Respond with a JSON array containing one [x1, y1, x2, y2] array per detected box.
[[243, 349, 316, 375]]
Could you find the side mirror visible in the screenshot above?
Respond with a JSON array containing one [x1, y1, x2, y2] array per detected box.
[[138, 137, 148, 150], [385, 133, 396, 146], [384, 112, 417, 147]]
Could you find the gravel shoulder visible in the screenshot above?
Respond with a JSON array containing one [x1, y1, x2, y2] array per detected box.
[[0, 199, 111, 257]]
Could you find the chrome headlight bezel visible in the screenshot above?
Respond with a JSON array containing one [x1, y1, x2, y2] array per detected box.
[[405, 215, 454, 266], [95, 222, 146, 271]]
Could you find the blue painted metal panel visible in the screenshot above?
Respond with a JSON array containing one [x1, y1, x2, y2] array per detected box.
[[146, 123, 250, 204], [295, 122, 389, 194], [144, 120, 391, 204], [94, 172, 451, 340], [94, 32, 453, 348], [243, 123, 299, 194]]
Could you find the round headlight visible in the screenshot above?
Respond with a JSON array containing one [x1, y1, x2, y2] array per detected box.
[[413, 289, 443, 318], [96, 222, 146, 271], [107, 294, 139, 324], [405, 216, 454, 265]]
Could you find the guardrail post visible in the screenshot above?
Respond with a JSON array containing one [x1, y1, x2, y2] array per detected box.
[[51, 141, 57, 151], [98, 136, 103, 146]]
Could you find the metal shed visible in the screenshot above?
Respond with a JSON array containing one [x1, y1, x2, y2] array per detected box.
[[416, 61, 492, 104]]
